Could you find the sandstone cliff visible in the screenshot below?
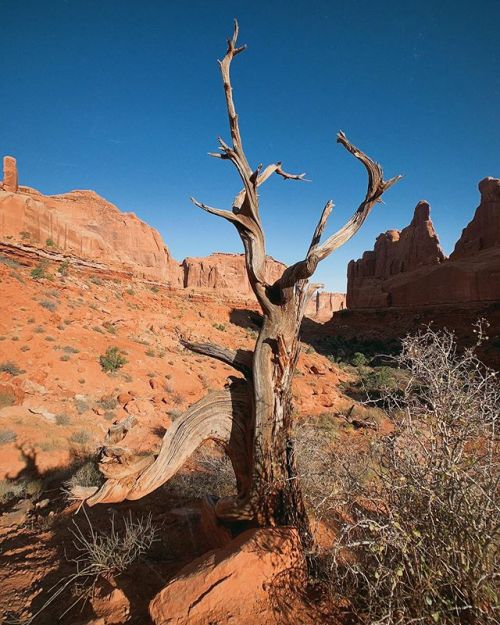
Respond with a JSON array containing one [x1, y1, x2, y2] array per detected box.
[[181, 253, 285, 297], [0, 156, 344, 319], [347, 178, 500, 308], [0, 156, 182, 284]]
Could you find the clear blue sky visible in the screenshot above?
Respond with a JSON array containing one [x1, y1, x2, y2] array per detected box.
[[1, 0, 499, 292]]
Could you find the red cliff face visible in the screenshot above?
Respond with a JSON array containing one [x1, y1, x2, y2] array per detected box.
[[0, 183, 182, 284], [347, 178, 500, 309], [0, 156, 344, 319], [181, 253, 345, 319], [451, 177, 500, 258], [182, 253, 285, 297], [347, 201, 445, 308]]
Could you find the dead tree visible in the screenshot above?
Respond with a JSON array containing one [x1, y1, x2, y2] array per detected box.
[[75, 21, 400, 546]]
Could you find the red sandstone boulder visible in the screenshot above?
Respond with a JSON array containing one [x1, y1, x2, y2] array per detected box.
[[149, 527, 306, 625]]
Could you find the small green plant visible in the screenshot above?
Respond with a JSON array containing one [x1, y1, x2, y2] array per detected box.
[[212, 322, 226, 332], [64, 460, 102, 493], [20, 230, 31, 240], [145, 348, 155, 357], [58, 260, 70, 276], [0, 255, 21, 268], [98, 396, 118, 410], [46, 238, 56, 247], [99, 347, 127, 373], [125, 288, 135, 296], [60, 354, 71, 362], [40, 299, 57, 312], [0, 361, 23, 376], [31, 260, 50, 280], [0, 392, 15, 409], [0, 478, 25, 502], [74, 398, 89, 414], [351, 351, 368, 367]]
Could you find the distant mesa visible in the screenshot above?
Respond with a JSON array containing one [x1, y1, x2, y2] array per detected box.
[[347, 177, 500, 309], [0, 156, 344, 320]]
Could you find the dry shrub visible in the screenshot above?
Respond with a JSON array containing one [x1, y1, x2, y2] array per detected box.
[[164, 444, 236, 501], [302, 323, 499, 624], [26, 510, 158, 623]]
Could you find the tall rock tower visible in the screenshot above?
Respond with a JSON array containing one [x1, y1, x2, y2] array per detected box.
[[2, 156, 19, 193]]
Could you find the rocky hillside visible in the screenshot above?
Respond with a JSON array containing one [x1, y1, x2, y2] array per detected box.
[[0, 156, 344, 320], [347, 177, 500, 308]]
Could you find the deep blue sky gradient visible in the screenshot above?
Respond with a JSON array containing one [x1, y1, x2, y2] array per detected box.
[[1, 0, 499, 291]]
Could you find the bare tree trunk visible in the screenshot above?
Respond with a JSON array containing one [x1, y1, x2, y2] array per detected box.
[[75, 21, 400, 552]]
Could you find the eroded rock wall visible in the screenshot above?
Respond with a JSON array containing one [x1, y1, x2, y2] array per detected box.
[[347, 178, 500, 308], [0, 156, 344, 318]]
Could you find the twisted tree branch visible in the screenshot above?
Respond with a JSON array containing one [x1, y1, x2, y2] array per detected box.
[[181, 339, 253, 380], [278, 131, 402, 289]]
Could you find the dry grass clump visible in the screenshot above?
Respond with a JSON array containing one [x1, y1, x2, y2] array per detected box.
[[70, 510, 158, 576], [301, 323, 499, 624], [26, 509, 158, 623], [164, 445, 236, 501], [63, 460, 103, 497]]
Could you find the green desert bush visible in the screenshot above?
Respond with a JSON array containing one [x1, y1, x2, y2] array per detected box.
[[40, 299, 57, 312], [99, 347, 127, 373], [70, 430, 91, 445], [58, 260, 70, 276], [31, 260, 50, 280], [0, 392, 15, 409], [0, 361, 23, 376], [350, 351, 368, 367]]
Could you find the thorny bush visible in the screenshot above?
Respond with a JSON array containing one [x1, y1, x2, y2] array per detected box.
[[300, 322, 499, 624]]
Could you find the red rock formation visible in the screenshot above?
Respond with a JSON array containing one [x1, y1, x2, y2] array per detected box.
[[306, 290, 345, 320], [0, 159, 182, 284], [0, 156, 344, 315], [149, 527, 306, 625], [451, 177, 500, 258], [347, 201, 445, 308], [182, 253, 345, 318], [347, 178, 500, 309], [2, 156, 18, 193], [182, 252, 285, 297]]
